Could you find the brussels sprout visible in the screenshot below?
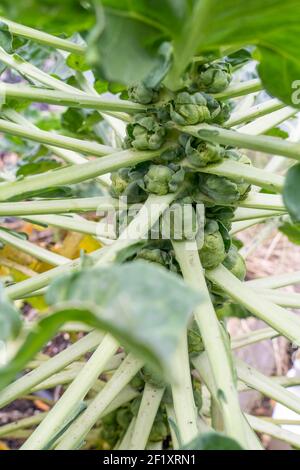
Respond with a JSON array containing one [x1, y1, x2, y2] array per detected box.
[[149, 419, 168, 442], [198, 174, 241, 205], [100, 424, 120, 447], [136, 248, 167, 267], [157, 144, 185, 164], [128, 83, 159, 104], [225, 150, 252, 199], [110, 168, 131, 198], [184, 136, 225, 168], [206, 205, 235, 230], [125, 113, 166, 150], [141, 365, 166, 388], [116, 408, 133, 429], [188, 321, 204, 355], [160, 201, 199, 242], [193, 62, 232, 93], [170, 91, 210, 125], [199, 220, 226, 269], [223, 245, 246, 281], [130, 373, 145, 390], [130, 396, 142, 416], [213, 101, 231, 124], [143, 164, 185, 195]]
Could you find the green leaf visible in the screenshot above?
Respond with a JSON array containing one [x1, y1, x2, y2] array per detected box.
[[279, 221, 300, 245], [283, 164, 300, 222], [264, 127, 289, 139], [0, 261, 200, 389], [182, 431, 244, 450], [0, 21, 13, 52], [66, 53, 90, 72], [0, 285, 22, 341]]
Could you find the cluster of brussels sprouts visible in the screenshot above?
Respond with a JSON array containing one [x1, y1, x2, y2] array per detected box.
[[110, 61, 249, 294], [99, 60, 250, 449]]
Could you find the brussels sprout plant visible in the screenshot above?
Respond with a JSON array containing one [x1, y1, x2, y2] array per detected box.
[[0, 0, 300, 452]]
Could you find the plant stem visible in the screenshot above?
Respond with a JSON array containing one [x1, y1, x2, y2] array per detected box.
[[2, 109, 110, 187], [239, 193, 285, 211], [54, 354, 144, 450], [21, 334, 119, 450], [0, 228, 68, 266], [236, 359, 300, 415], [230, 217, 274, 235], [0, 331, 104, 408], [233, 207, 285, 221], [170, 333, 199, 445], [239, 106, 297, 136], [0, 83, 143, 113], [128, 383, 165, 450], [193, 353, 263, 450], [246, 271, 300, 290], [256, 288, 300, 308], [231, 327, 278, 350], [172, 240, 248, 448], [0, 148, 160, 201], [0, 196, 122, 216], [193, 160, 284, 193], [117, 417, 137, 450], [206, 265, 300, 346], [245, 414, 300, 449], [23, 214, 113, 239], [0, 117, 115, 157], [181, 123, 300, 161], [226, 99, 285, 127], [0, 412, 47, 438], [0, 17, 87, 54], [213, 79, 262, 100], [0, 47, 80, 93]]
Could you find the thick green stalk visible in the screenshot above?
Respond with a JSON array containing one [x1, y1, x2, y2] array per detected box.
[[173, 240, 248, 448], [0, 83, 143, 113], [239, 193, 285, 211], [23, 214, 112, 239], [0, 331, 104, 408], [0, 17, 86, 54], [230, 218, 274, 235], [0, 148, 160, 201], [206, 265, 300, 345], [128, 383, 165, 450], [246, 271, 300, 289], [0, 47, 80, 93], [170, 333, 199, 445], [194, 160, 284, 193], [231, 328, 278, 350], [239, 106, 297, 135], [226, 99, 285, 127], [181, 123, 300, 161], [0, 118, 115, 157], [245, 414, 300, 449], [0, 412, 47, 438], [193, 353, 263, 450], [117, 417, 137, 450], [21, 334, 119, 450], [5, 247, 104, 300], [2, 109, 110, 186], [54, 354, 144, 450], [233, 207, 285, 221], [236, 359, 300, 415], [0, 197, 122, 216], [0, 229, 68, 266], [256, 289, 300, 308], [213, 79, 262, 100]]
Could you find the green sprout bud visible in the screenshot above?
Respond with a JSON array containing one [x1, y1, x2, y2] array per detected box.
[[199, 220, 226, 269], [136, 248, 167, 267], [141, 365, 166, 389], [130, 373, 145, 390], [225, 150, 252, 199], [128, 83, 159, 104], [195, 62, 232, 93], [149, 419, 168, 442], [206, 205, 235, 230], [185, 136, 225, 168], [223, 245, 246, 281], [125, 114, 166, 150], [143, 164, 185, 195], [110, 168, 131, 198], [188, 321, 204, 355], [170, 92, 210, 125], [116, 408, 133, 429], [198, 174, 241, 205]]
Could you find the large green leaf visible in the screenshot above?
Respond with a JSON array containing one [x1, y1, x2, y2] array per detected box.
[[283, 164, 300, 222], [182, 431, 244, 450], [0, 261, 200, 389]]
